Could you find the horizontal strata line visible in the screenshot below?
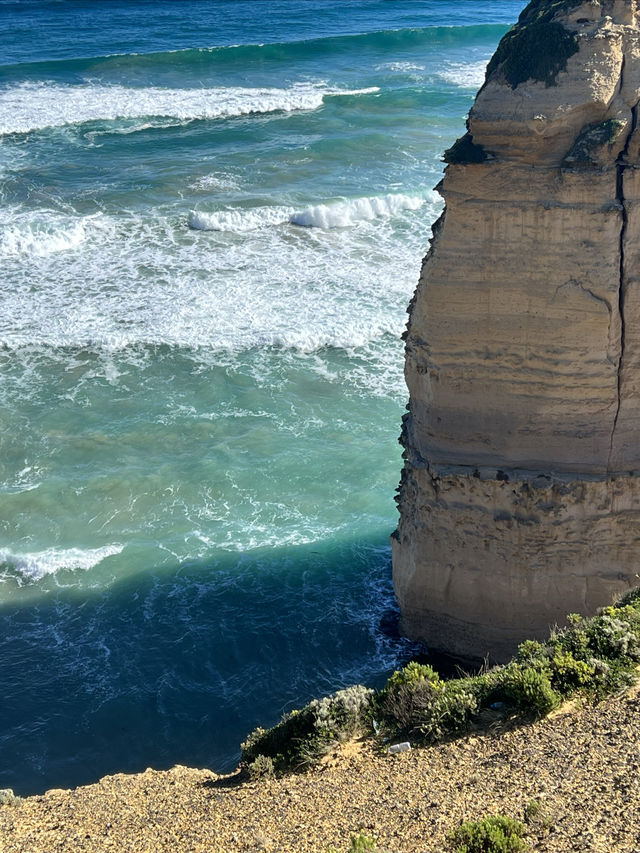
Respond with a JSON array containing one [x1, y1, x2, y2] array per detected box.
[[415, 364, 618, 382], [446, 194, 620, 210], [406, 460, 640, 483]]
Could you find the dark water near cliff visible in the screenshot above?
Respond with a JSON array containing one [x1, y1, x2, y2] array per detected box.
[[0, 0, 523, 794]]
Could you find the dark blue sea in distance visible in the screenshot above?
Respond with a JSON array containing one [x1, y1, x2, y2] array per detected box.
[[0, 0, 524, 795]]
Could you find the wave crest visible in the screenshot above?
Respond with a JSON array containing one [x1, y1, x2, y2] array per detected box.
[[189, 193, 425, 233], [0, 212, 108, 257], [0, 545, 124, 581], [188, 206, 292, 232], [291, 193, 424, 228], [0, 82, 378, 136]]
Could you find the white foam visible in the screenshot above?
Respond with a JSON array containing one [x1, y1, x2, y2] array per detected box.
[[290, 193, 424, 228], [439, 60, 487, 89], [0, 191, 443, 358], [188, 206, 293, 232], [189, 193, 424, 233], [188, 172, 240, 192], [376, 61, 426, 72], [0, 82, 379, 135], [0, 212, 100, 257], [0, 544, 124, 580]]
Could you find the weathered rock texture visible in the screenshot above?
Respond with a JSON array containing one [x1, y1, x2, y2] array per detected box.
[[393, 0, 640, 661]]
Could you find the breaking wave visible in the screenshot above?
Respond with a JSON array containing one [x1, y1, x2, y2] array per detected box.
[[290, 193, 425, 228], [189, 193, 425, 232], [0, 212, 108, 257], [0, 545, 124, 581], [0, 82, 379, 135]]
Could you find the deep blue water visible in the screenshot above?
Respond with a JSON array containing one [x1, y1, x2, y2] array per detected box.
[[0, 0, 523, 795]]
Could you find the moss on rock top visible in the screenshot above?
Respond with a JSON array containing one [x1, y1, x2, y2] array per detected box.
[[486, 0, 582, 88]]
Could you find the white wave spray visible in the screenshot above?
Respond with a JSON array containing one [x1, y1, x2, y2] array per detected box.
[[0, 211, 108, 257], [189, 193, 425, 233], [438, 60, 487, 89], [188, 206, 293, 232], [290, 193, 424, 228], [0, 82, 379, 135], [0, 545, 124, 581]]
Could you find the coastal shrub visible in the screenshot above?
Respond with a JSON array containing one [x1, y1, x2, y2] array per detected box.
[[492, 664, 560, 717], [513, 602, 640, 699], [375, 661, 440, 731], [327, 832, 379, 853], [385, 660, 440, 689], [587, 607, 640, 660], [310, 684, 375, 735], [523, 798, 553, 832], [614, 587, 640, 608], [376, 662, 479, 742], [551, 612, 590, 659], [0, 789, 20, 806], [348, 832, 378, 852], [548, 650, 594, 693], [523, 799, 542, 824], [241, 685, 374, 773], [247, 753, 275, 780], [376, 676, 439, 734], [450, 815, 530, 853], [414, 681, 479, 742]]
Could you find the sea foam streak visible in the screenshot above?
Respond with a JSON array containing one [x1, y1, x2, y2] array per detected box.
[[189, 193, 425, 232], [0, 545, 124, 580], [0, 82, 379, 135]]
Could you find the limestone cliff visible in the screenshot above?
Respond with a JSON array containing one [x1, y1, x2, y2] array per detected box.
[[393, 0, 640, 661]]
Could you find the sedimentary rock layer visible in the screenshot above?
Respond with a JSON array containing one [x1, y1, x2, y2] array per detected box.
[[393, 0, 640, 660]]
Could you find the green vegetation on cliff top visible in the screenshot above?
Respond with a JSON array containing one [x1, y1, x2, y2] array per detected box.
[[445, 0, 584, 165], [241, 587, 640, 777], [486, 0, 581, 88]]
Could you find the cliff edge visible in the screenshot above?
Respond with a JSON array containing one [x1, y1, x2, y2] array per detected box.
[[2, 689, 640, 851], [393, 0, 640, 661]]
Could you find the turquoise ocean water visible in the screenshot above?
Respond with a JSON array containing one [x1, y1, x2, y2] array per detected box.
[[0, 0, 522, 794]]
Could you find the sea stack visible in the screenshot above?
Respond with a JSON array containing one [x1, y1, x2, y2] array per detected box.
[[393, 0, 640, 661]]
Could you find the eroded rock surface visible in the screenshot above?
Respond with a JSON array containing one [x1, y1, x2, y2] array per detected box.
[[393, 0, 640, 661]]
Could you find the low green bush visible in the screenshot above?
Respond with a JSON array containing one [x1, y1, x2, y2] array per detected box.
[[348, 832, 377, 852], [450, 815, 530, 853], [495, 664, 560, 716], [523, 798, 553, 832], [0, 789, 20, 806], [247, 753, 275, 780], [241, 684, 374, 773], [327, 832, 379, 853]]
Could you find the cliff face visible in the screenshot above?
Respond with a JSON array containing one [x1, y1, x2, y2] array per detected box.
[[393, 0, 640, 661]]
